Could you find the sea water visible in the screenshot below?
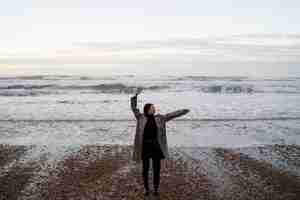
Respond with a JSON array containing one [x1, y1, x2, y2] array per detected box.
[[0, 74, 300, 162]]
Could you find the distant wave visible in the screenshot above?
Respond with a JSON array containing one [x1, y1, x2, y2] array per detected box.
[[0, 75, 117, 80], [0, 75, 70, 80], [56, 100, 119, 104], [259, 78, 299, 82], [57, 83, 169, 93], [196, 84, 300, 94], [198, 85, 254, 93], [1, 117, 300, 122], [58, 83, 134, 92], [1, 75, 300, 82], [0, 91, 58, 97], [0, 84, 56, 90], [174, 76, 300, 82], [173, 76, 248, 82], [1, 83, 299, 95], [264, 91, 300, 94], [0, 83, 169, 96]]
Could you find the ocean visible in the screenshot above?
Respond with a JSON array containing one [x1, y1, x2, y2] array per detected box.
[[0, 74, 299, 149]]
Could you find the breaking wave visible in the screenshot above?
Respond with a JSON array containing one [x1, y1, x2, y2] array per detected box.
[[0, 75, 117, 80], [0, 84, 56, 90], [197, 84, 300, 94], [56, 83, 168, 93], [0, 83, 169, 96], [199, 85, 254, 93], [0, 91, 58, 97], [173, 76, 248, 82], [173, 76, 300, 82]]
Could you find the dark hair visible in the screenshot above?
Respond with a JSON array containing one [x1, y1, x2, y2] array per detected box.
[[143, 103, 153, 115]]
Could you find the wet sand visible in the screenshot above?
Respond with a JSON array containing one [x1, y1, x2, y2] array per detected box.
[[0, 144, 300, 200]]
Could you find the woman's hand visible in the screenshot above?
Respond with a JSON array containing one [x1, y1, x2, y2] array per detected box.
[[182, 109, 190, 114]]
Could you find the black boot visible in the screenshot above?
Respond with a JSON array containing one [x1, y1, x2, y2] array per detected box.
[[143, 178, 149, 196], [144, 190, 150, 196], [153, 186, 159, 196]]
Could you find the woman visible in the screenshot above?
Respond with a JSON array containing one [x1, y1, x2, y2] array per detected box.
[[130, 87, 190, 197]]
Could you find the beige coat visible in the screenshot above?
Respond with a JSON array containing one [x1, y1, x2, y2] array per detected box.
[[130, 95, 190, 163]]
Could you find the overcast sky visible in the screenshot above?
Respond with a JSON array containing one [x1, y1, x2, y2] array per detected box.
[[1, 0, 300, 76]]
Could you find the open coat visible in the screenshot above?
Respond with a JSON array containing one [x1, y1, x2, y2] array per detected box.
[[130, 95, 190, 163]]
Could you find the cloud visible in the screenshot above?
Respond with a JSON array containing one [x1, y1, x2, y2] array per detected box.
[[1, 34, 300, 65]]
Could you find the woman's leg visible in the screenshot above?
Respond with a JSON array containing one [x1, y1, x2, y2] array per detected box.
[[152, 157, 161, 191], [142, 158, 150, 191]]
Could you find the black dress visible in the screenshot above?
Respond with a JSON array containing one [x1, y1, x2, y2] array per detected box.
[[142, 114, 165, 160]]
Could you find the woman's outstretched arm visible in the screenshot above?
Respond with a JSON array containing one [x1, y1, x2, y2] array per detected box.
[[162, 109, 190, 122], [130, 94, 142, 120]]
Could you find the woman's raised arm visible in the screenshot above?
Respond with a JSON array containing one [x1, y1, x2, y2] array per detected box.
[[130, 94, 142, 120]]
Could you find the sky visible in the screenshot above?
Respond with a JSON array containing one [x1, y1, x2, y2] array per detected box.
[[0, 0, 300, 77]]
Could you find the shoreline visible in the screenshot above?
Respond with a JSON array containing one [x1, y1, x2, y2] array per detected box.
[[0, 144, 300, 200]]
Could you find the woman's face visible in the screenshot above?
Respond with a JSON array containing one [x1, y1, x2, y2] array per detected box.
[[148, 104, 156, 115]]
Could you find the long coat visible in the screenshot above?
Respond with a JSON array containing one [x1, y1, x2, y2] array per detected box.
[[130, 95, 190, 163]]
